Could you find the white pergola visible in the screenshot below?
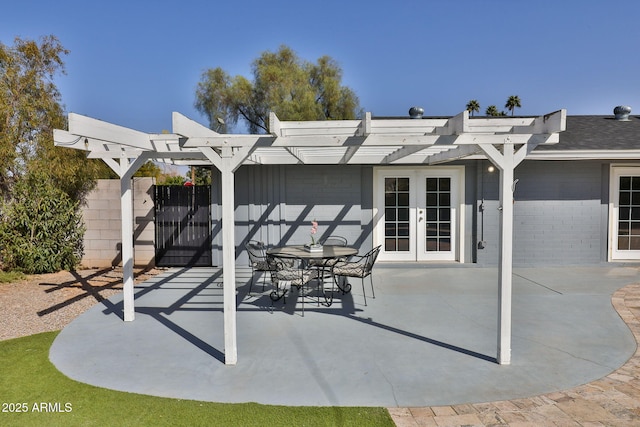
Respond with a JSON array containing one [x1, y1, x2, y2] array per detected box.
[[54, 109, 566, 365]]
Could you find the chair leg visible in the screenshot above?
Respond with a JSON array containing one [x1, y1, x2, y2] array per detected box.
[[298, 283, 304, 317], [369, 274, 375, 299], [249, 269, 255, 295], [361, 277, 367, 306]]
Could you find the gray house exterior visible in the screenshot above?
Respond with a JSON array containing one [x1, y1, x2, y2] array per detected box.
[[75, 111, 640, 269], [223, 113, 640, 269]]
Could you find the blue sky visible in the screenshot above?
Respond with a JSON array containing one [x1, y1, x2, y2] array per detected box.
[[3, 0, 640, 133]]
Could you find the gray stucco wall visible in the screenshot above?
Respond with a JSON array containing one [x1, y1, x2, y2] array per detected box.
[[222, 165, 372, 267]]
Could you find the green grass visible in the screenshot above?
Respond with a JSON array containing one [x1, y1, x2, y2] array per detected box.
[[1, 332, 394, 426], [0, 270, 26, 283]]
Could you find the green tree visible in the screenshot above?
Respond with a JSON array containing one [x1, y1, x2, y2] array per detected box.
[[485, 105, 507, 117], [0, 35, 110, 201], [0, 171, 84, 273], [193, 166, 211, 185], [485, 105, 499, 116], [134, 160, 162, 179], [505, 95, 521, 116], [465, 100, 480, 117], [194, 45, 362, 133], [159, 175, 186, 186]]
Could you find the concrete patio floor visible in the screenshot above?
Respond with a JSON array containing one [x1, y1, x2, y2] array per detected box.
[[50, 264, 640, 408]]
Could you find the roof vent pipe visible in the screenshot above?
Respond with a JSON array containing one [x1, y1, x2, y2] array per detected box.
[[409, 106, 424, 119], [614, 105, 632, 121]]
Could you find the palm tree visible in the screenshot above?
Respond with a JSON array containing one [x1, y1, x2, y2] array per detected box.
[[466, 100, 480, 117], [505, 95, 521, 116], [485, 105, 499, 117]]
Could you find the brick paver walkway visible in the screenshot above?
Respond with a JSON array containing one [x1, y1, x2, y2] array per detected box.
[[388, 283, 640, 426]]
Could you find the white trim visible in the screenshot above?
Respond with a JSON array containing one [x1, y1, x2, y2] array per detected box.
[[609, 165, 640, 261]]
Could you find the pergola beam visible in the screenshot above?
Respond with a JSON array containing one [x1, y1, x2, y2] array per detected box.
[[68, 113, 153, 150], [425, 145, 482, 165]]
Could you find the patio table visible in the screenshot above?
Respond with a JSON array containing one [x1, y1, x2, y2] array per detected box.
[[266, 245, 358, 307], [267, 244, 357, 261]]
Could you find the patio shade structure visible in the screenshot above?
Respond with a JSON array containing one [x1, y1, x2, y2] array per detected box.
[[54, 109, 566, 365]]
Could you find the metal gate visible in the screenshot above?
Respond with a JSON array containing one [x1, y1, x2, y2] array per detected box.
[[154, 185, 212, 267]]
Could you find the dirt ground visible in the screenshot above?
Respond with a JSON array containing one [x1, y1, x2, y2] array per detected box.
[[0, 267, 162, 341]]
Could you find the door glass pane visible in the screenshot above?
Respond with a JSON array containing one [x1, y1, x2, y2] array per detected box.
[[398, 178, 409, 191], [619, 221, 630, 235], [385, 193, 396, 206], [385, 208, 396, 221], [620, 191, 631, 205], [385, 238, 396, 251], [439, 178, 450, 192], [439, 238, 451, 251], [620, 207, 630, 220], [398, 238, 410, 251], [385, 177, 410, 252], [424, 177, 452, 252]]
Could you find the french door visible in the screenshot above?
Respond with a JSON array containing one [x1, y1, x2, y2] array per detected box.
[[610, 166, 640, 260], [375, 167, 464, 262]]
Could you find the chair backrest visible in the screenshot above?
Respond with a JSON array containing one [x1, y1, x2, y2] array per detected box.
[[364, 245, 381, 272], [245, 241, 266, 264], [266, 254, 298, 273], [321, 235, 348, 246]]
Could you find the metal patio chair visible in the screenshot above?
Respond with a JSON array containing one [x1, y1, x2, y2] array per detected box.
[[245, 240, 273, 295], [267, 254, 318, 316], [320, 235, 348, 247], [311, 235, 349, 289], [331, 245, 381, 306]]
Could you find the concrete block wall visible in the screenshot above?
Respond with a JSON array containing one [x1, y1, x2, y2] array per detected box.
[[81, 178, 155, 268], [475, 161, 607, 266], [228, 160, 612, 268]]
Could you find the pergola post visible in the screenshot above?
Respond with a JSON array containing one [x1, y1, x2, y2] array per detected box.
[[497, 142, 515, 365], [200, 146, 240, 365], [121, 173, 135, 321], [479, 140, 534, 365], [220, 149, 237, 365], [114, 153, 149, 321]]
